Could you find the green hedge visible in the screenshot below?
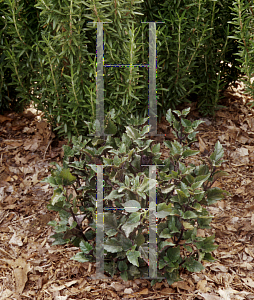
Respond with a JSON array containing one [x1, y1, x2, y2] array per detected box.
[[0, 0, 40, 113], [229, 0, 254, 108], [143, 0, 243, 117], [0, 0, 251, 139]]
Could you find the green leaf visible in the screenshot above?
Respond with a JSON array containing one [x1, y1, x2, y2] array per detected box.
[[167, 217, 181, 233], [118, 234, 133, 251], [127, 249, 140, 267], [210, 141, 224, 164], [194, 174, 210, 184], [182, 211, 197, 219], [48, 220, 57, 227], [181, 118, 192, 127], [104, 262, 114, 276], [103, 157, 113, 165], [197, 216, 213, 229], [59, 168, 76, 185], [180, 182, 190, 197], [157, 203, 174, 218], [166, 109, 174, 124], [176, 189, 189, 204], [122, 212, 141, 238], [80, 240, 93, 254], [140, 125, 150, 136], [131, 154, 141, 170], [184, 245, 193, 252], [167, 246, 180, 262], [195, 165, 210, 176], [171, 141, 183, 156], [120, 270, 129, 281], [192, 120, 204, 129], [173, 119, 181, 132], [70, 252, 90, 262], [165, 269, 181, 285], [179, 162, 186, 174], [211, 171, 229, 182], [118, 185, 127, 193], [182, 221, 194, 230], [125, 175, 130, 187], [135, 234, 145, 247], [51, 189, 65, 205], [195, 235, 219, 252], [193, 202, 202, 212], [118, 261, 128, 271], [159, 259, 168, 269], [50, 232, 68, 245], [91, 138, 105, 147], [104, 189, 124, 200], [183, 257, 204, 272], [164, 140, 172, 149], [152, 143, 160, 153], [41, 176, 57, 186], [183, 126, 194, 134], [139, 244, 149, 263], [137, 176, 157, 194], [97, 145, 114, 155], [206, 187, 226, 204], [128, 265, 140, 277], [172, 110, 181, 117], [181, 107, 190, 116], [194, 190, 205, 202], [104, 117, 117, 135], [203, 253, 216, 262], [104, 213, 118, 231], [187, 131, 197, 141], [191, 181, 204, 190], [105, 228, 118, 237], [119, 143, 127, 153], [126, 126, 140, 140], [185, 174, 195, 185], [123, 200, 141, 213], [160, 184, 174, 194], [182, 149, 200, 158], [159, 240, 175, 251], [104, 238, 123, 253], [113, 155, 121, 167], [159, 228, 172, 238]]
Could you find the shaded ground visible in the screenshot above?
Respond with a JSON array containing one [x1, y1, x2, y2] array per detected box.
[[0, 81, 254, 299]]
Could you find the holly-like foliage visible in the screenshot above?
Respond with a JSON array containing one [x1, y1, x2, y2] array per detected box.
[[42, 108, 229, 285]]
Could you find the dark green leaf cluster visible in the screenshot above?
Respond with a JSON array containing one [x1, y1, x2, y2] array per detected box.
[[0, 0, 40, 113], [32, 0, 146, 140], [141, 0, 243, 117], [42, 108, 229, 285], [0, 0, 248, 138], [228, 0, 254, 108]]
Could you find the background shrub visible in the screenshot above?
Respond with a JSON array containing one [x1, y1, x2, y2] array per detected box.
[[0, 0, 40, 113], [0, 0, 251, 140], [229, 0, 254, 108]]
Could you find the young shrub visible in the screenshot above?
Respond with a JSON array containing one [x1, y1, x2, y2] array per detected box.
[[42, 108, 229, 285]]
